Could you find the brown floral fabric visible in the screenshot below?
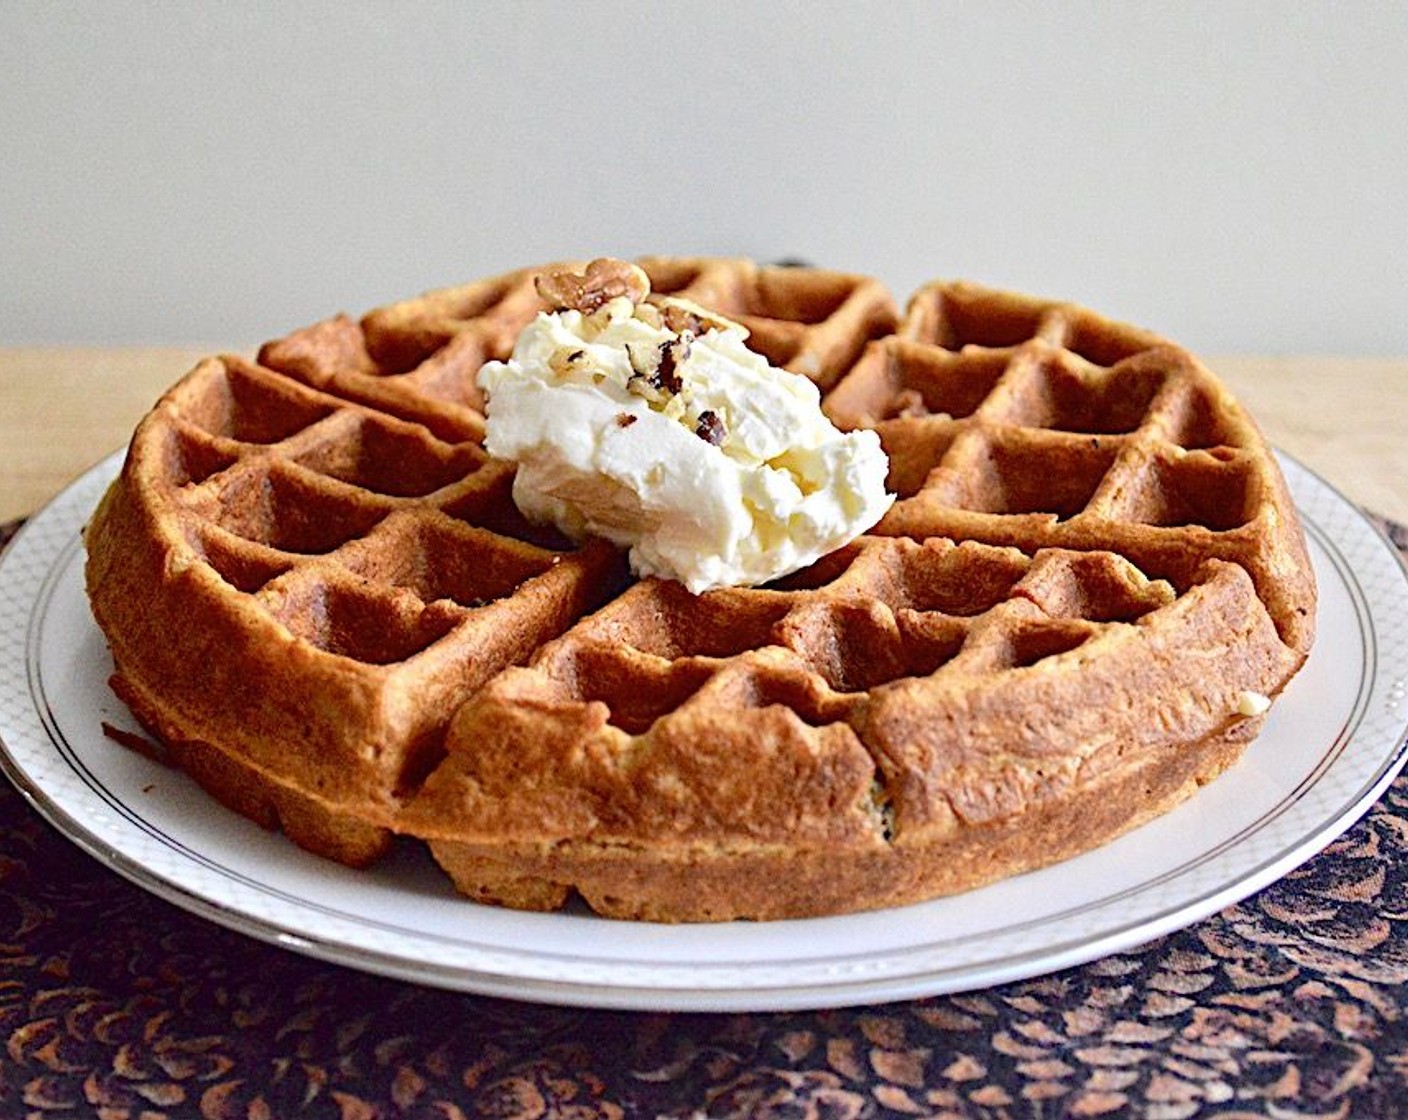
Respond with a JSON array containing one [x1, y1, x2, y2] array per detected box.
[[2, 515, 1407, 1119]]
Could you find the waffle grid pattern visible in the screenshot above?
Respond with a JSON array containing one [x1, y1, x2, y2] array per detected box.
[[83, 258, 1317, 920], [824, 282, 1312, 652], [518, 538, 1179, 734], [153, 357, 607, 667]]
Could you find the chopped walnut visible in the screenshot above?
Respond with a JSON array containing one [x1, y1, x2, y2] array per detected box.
[[548, 347, 590, 379], [625, 333, 693, 403], [654, 334, 691, 394], [652, 297, 733, 336], [615, 412, 638, 428], [627, 372, 667, 404], [624, 342, 654, 380], [535, 258, 650, 314], [695, 410, 727, 445]]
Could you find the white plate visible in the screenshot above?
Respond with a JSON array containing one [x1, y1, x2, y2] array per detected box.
[[2, 453, 1406, 1012]]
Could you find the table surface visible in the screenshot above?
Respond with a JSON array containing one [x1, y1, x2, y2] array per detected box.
[[3, 346, 1408, 1116], [2, 348, 1405, 526]]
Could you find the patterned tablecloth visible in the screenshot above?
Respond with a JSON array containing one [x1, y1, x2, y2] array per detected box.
[[2, 514, 1407, 1120]]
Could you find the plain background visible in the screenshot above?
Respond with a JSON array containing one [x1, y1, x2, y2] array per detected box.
[[3, 1, 1406, 355]]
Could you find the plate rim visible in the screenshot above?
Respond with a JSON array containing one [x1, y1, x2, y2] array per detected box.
[[2, 450, 1406, 1012]]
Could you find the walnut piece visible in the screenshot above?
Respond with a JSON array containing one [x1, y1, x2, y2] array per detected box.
[[695, 409, 727, 445], [535, 258, 650, 314], [625, 335, 692, 403], [547, 346, 589, 380], [652, 298, 733, 337], [654, 335, 691, 394]]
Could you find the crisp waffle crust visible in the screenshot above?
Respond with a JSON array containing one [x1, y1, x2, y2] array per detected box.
[[84, 259, 1316, 921]]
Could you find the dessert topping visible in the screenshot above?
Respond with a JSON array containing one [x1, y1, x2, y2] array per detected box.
[[476, 259, 893, 592]]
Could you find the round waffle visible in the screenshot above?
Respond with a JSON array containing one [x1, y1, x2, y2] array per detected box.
[[84, 258, 1315, 920]]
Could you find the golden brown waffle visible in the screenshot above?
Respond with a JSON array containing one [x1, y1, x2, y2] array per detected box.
[[84, 258, 1315, 920], [826, 282, 1315, 653]]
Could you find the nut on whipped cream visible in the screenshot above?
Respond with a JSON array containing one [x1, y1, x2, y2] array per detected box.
[[475, 259, 893, 593]]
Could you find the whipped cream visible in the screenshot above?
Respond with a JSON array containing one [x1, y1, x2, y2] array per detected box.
[[476, 285, 892, 593], [1235, 690, 1272, 717]]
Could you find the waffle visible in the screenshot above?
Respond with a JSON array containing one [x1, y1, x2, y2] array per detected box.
[[84, 258, 1315, 920]]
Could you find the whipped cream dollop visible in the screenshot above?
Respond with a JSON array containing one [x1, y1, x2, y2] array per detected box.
[[475, 263, 893, 593]]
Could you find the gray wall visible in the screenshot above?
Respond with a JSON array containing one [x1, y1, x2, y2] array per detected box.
[[4, 1, 1406, 354]]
